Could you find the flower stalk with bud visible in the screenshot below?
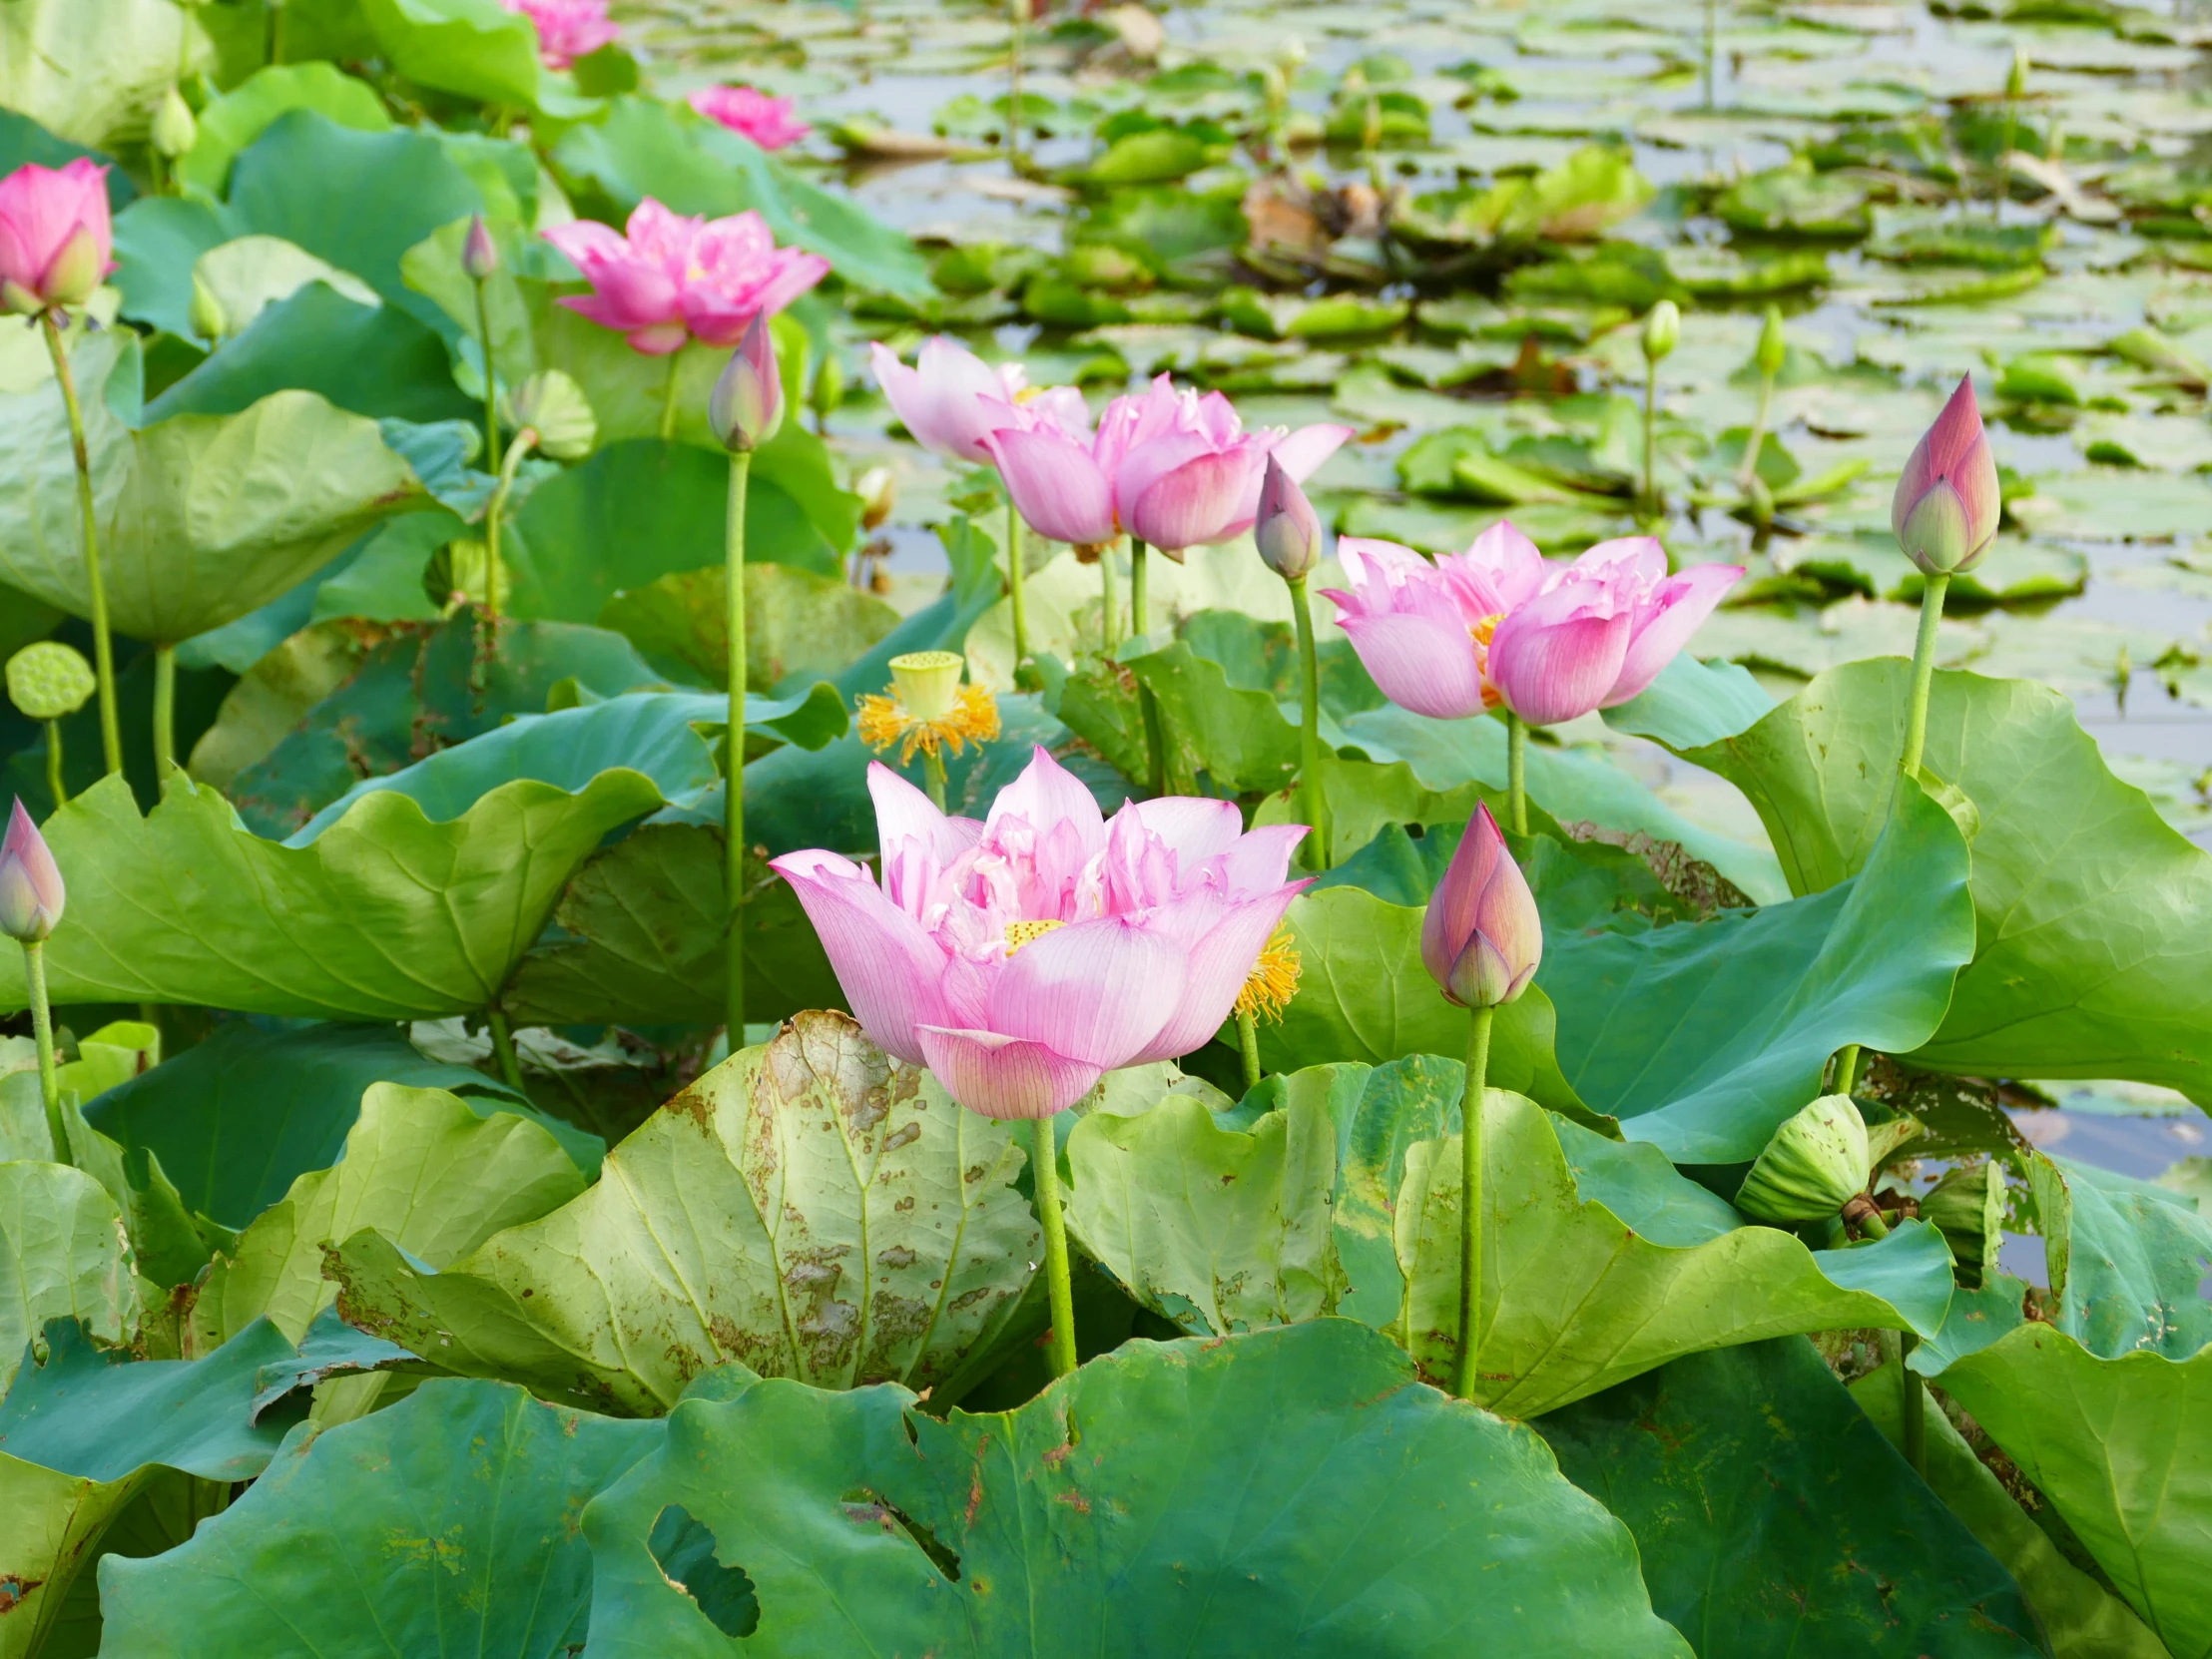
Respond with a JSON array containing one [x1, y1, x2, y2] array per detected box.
[[462, 215, 502, 479], [1256, 455, 1332, 866], [1740, 305, 1786, 499], [484, 370, 595, 618], [1640, 299, 1678, 516], [2, 800, 67, 1161], [1892, 376, 1999, 780]]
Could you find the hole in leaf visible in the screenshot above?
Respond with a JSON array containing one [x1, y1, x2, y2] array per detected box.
[[840, 1488, 962, 1581], [648, 1504, 759, 1637]]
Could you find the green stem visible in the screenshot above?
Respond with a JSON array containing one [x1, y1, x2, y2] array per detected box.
[[1131, 539, 1167, 795], [1505, 712, 1528, 835], [1237, 1007, 1262, 1092], [42, 312, 120, 777], [486, 1006, 525, 1093], [1702, 0, 1717, 108], [25, 940, 67, 1162], [1833, 1042, 1861, 1096], [1740, 371, 1774, 494], [1858, 1207, 1891, 1240], [44, 720, 65, 808], [1129, 537, 1149, 642], [1453, 1003, 1495, 1400], [922, 748, 948, 812], [1005, 494, 1028, 673], [725, 450, 753, 1044], [151, 644, 175, 778], [1007, 0, 1026, 173], [472, 276, 500, 474], [1289, 575, 1331, 868], [1641, 357, 1660, 516], [660, 350, 682, 442], [1900, 1333, 1926, 1475], [1099, 547, 1119, 653], [484, 430, 536, 620], [1032, 1114, 1077, 1378], [1994, 99, 2018, 224], [1900, 572, 1949, 780], [268, 0, 284, 65]]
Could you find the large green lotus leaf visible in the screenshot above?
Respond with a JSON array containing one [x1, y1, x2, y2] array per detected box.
[[1542, 778, 1974, 1162], [501, 823, 844, 1028], [188, 1081, 583, 1350], [0, 1166, 138, 1396], [0, 331, 435, 645], [1120, 638, 1305, 795], [82, 1021, 579, 1231], [599, 563, 901, 695], [1537, 1339, 2043, 1658], [1850, 1359, 2170, 1659], [1603, 652, 1778, 752], [1067, 1066, 1952, 1416], [0, 768, 661, 1018], [0, 1315, 409, 1659], [0, 0, 201, 150], [1934, 1328, 2212, 1659], [357, 0, 545, 111], [94, 1378, 662, 1659], [2028, 1153, 2212, 1362], [177, 63, 392, 198], [111, 197, 243, 339], [1677, 662, 2212, 1104], [579, 1320, 1692, 1658], [331, 1012, 1041, 1413]]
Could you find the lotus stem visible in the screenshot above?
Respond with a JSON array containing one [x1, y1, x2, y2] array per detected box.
[[41, 312, 120, 777], [1007, 0, 1026, 175], [725, 450, 753, 1045], [1900, 1332, 1927, 1475], [1641, 356, 1660, 517], [1505, 712, 1528, 835], [1740, 369, 1775, 495], [151, 644, 175, 777], [1132, 539, 1168, 795], [1900, 573, 1948, 780], [486, 1006, 525, 1093], [660, 350, 682, 441], [1006, 494, 1028, 672], [1833, 1042, 1861, 1095], [1099, 545, 1120, 652], [22, 940, 64, 1161], [1994, 89, 2018, 225], [472, 276, 499, 473], [1237, 1006, 1263, 1091], [1453, 1002, 1495, 1400], [922, 748, 948, 812], [1289, 575, 1331, 867], [1702, 0, 1718, 109], [44, 720, 65, 808], [484, 430, 537, 620], [268, 0, 285, 65], [1032, 1115, 1078, 1378]]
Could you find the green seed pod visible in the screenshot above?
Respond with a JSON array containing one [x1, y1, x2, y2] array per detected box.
[[509, 369, 596, 461], [1735, 1093, 1869, 1224], [6, 641, 96, 721], [1641, 299, 1680, 365], [1756, 305, 1786, 377], [1922, 1160, 2004, 1288]]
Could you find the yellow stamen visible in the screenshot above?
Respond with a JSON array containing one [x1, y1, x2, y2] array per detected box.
[[1235, 927, 1303, 1023], [1469, 612, 1504, 712], [1005, 917, 1067, 954], [855, 682, 1003, 764]]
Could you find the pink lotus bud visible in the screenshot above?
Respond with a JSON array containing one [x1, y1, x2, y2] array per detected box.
[[1892, 376, 2000, 577], [0, 799, 64, 943], [462, 215, 498, 281], [1420, 804, 1539, 1009], [1254, 454, 1321, 581], [710, 313, 784, 453], [0, 160, 114, 315]]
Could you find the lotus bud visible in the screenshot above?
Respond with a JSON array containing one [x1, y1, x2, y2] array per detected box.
[[855, 465, 896, 532], [152, 88, 197, 161], [888, 650, 964, 723], [812, 349, 844, 422], [1254, 453, 1321, 582], [509, 369, 596, 460], [1420, 804, 1541, 1010], [1756, 305, 1786, 377], [710, 313, 784, 453], [188, 270, 227, 344], [1641, 299, 1679, 365], [1734, 1093, 1869, 1224], [0, 799, 64, 943], [461, 214, 498, 282], [2006, 46, 2028, 102], [1923, 1159, 2004, 1287], [1892, 376, 2000, 576], [40, 227, 105, 312], [6, 642, 95, 722]]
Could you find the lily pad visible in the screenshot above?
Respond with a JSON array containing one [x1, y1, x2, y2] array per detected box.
[[0, 1164, 139, 1396]]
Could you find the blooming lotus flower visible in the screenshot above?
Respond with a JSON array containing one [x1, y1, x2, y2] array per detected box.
[[1421, 804, 1539, 1010], [502, 0, 620, 68], [772, 749, 1310, 1119], [980, 373, 1353, 556], [690, 85, 811, 150], [1893, 376, 2000, 577], [0, 159, 112, 316], [542, 199, 829, 356], [869, 336, 1088, 465], [1326, 521, 1744, 727], [0, 799, 63, 944]]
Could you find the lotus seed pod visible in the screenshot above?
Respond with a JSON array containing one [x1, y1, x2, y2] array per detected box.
[[855, 465, 896, 532], [1756, 305, 1786, 377], [1642, 299, 1679, 364], [1735, 1093, 1870, 1224], [888, 650, 964, 723], [510, 369, 596, 461], [6, 641, 96, 722], [1922, 1160, 2005, 1287], [152, 88, 198, 161]]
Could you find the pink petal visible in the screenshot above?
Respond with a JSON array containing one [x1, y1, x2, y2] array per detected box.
[[985, 747, 1105, 853], [980, 424, 1117, 546], [1125, 885, 1308, 1065], [1126, 797, 1246, 869], [769, 850, 950, 1064], [1335, 536, 1433, 595], [915, 1026, 1101, 1120], [1267, 421, 1355, 483], [1128, 449, 1257, 551], [868, 761, 982, 865], [1335, 611, 1490, 721], [873, 337, 1007, 463], [1605, 562, 1744, 706], [1220, 824, 1309, 895], [1486, 598, 1633, 727], [1110, 428, 1218, 532], [987, 914, 1185, 1069]]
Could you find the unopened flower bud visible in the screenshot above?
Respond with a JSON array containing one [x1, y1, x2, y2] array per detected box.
[[855, 465, 895, 531], [152, 88, 198, 161], [710, 313, 784, 453], [889, 650, 964, 722], [812, 349, 844, 421], [1642, 299, 1679, 365], [1756, 304, 1786, 377], [6, 642, 95, 722], [1892, 376, 2000, 576], [188, 270, 227, 343], [461, 214, 498, 282], [1735, 1094, 1869, 1224], [1254, 453, 1321, 582], [1420, 804, 1540, 1009], [509, 369, 595, 460], [0, 799, 64, 943], [2006, 46, 2028, 102]]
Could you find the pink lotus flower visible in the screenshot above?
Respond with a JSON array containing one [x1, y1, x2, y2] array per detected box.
[[869, 336, 1089, 465], [1421, 803, 1539, 1010], [690, 85, 811, 151], [1893, 376, 2000, 577], [541, 198, 829, 356], [772, 749, 1310, 1119], [0, 159, 112, 316], [0, 799, 63, 944], [502, 0, 620, 69], [1326, 521, 1743, 727], [980, 373, 1353, 556]]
